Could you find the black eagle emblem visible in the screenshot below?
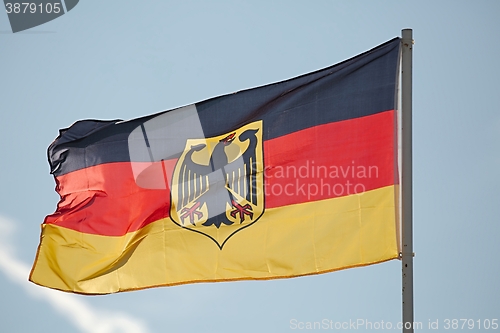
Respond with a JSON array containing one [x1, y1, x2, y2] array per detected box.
[[169, 120, 265, 248]]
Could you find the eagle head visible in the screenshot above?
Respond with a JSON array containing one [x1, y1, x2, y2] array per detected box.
[[220, 133, 236, 146]]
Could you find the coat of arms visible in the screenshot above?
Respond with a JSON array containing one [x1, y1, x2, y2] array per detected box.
[[170, 120, 264, 249]]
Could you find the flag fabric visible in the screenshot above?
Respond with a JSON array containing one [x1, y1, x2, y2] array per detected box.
[[30, 37, 401, 294]]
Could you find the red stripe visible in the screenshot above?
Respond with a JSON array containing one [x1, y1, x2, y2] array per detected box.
[[264, 110, 396, 207], [45, 110, 396, 236], [44, 161, 175, 236]]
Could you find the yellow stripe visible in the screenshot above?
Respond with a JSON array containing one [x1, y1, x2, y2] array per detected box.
[[30, 186, 399, 294]]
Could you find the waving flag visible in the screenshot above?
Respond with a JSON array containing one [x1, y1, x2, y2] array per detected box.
[[30, 37, 401, 294]]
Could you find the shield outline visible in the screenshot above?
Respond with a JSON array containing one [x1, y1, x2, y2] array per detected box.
[[169, 120, 265, 249]]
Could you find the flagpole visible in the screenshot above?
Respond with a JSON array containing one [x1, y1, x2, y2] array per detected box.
[[401, 28, 414, 333]]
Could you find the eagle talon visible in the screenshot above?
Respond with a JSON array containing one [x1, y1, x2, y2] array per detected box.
[[180, 202, 203, 225], [230, 200, 253, 223]]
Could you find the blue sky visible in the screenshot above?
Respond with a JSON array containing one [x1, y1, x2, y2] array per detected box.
[[1, 1, 499, 332]]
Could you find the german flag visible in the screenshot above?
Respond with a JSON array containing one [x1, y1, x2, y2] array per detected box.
[[30, 37, 401, 294]]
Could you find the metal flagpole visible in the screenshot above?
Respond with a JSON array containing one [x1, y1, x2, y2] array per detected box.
[[401, 28, 414, 333]]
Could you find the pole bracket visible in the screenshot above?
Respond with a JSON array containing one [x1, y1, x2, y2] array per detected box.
[[399, 252, 415, 259]]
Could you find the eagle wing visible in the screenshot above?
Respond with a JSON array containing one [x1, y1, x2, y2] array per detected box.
[[176, 144, 211, 209], [225, 129, 259, 205]]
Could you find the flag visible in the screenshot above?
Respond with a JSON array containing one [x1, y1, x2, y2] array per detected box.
[[30, 37, 401, 294]]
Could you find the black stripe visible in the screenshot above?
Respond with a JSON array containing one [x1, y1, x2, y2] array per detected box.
[[197, 37, 400, 139], [48, 38, 400, 177], [140, 123, 154, 162]]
